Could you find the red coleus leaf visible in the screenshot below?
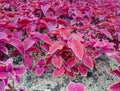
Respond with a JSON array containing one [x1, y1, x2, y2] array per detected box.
[[41, 2, 50, 15], [111, 70, 120, 77], [0, 32, 9, 41], [12, 30, 22, 40], [52, 55, 63, 68], [53, 67, 65, 77], [0, 46, 8, 55], [35, 67, 45, 76], [64, 58, 77, 72], [14, 66, 26, 76], [30, 32, 52, 44], [83, 57, 94, 69], [48, 41, 64, 54], [59, 28, 71, 40], [6, 23, 17, 29], [0, 80, 5, 91], [23, 55, 34, 70], [68, 38, 84, 60], [26, 23, 36, 35], [26, 47, 40, 53], [117, 65, 120, 71], [0, 72, 8, 79], [35, 59, 45, 76], [15, 76, 22, 84], [109, 82, 120, 91], [67, 70, 75, 78], [67, 58, 77, 67], [38, 59, 45, 67], [118, 33, 120, 42], [40, 34, 52, 45], [18, 17, 32, 24], [40, 43, 49, 51], [98, 29, 113, 39], [8, 38, 25, 56], [23, 38, 36, 50], [57, 19, 70, 26], [66, 82, 86, 91], [78, 64, 88, 76]]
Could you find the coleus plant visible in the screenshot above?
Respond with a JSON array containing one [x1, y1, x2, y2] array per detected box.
[[0, 58, 26, 91], [66, 82, 86, 91], [0, 0, 120, 91]]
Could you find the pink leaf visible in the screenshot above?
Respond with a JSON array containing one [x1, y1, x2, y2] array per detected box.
[[37, 59, 45, 67], [23, 38, 35, 50], [59, 28, 71, 40], [8, 38, 25, 56], [78, 64, 88, 76], [68, 38, 84, 60], [35, 67, 45, 76], [67, 58, 77, 67], [109, 82, 120, 91], [52, 55, 63, 68], [26, 47, 40, 53], [98, 29, 113, 39], [14, 66, 26, 76], [0, 80, 5, 91], [67, 71, 75, 78], [53, 67, 65, 77], [0, 46, 8, 55], [0, 32, 8, 41], [26, 23, 36, 35], [41, 3, 50, 15], [16, 76, 22, 83], [57, 19, 69, 26], [118, 33, 120, 42], [83, 57, 94, 69], [23, 55, 34, 70], [111, 70, 120, 77], [30, 32, 52, 44], [48, 41, 64, 54], [0, 72, 8, 79], [66, 82, 86, 91], [12, 30, 22, 40], [40, 34, 52, 45], [18, 18, 32, 24]]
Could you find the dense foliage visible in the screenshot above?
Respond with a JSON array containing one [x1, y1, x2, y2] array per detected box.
[[0, 0, 120, 91]]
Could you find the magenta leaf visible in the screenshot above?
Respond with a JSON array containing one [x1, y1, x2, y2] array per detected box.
[[0, 80, 5, 91], [23, 55, 34, 70], [41, 2, 50, 15], [68, 38, 84, 60], [14, 66, 26, 76], [53, 67, 65, 77], [30, 32, 52, 44], [12, 30, 22, 40], [35, 67, 45, 76], [15, 76, 22, 83], [78, 64, 88, 76], [37, 59, 45, 67], [66, 82, 86, 91], [8, 38, 25, 56], [0, 46, 8, 55], [23, 38, 36, 50], [52, 55, 63, 68], [83, 57, 94, 69], [59, 28, 71, 40], [48, 41, 64, 54], [111, 70, 120, 77], [0, 72, 8, 79], [109, 82, 120, 91], [98, 29, 113, 39]]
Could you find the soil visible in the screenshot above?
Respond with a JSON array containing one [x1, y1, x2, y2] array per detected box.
[[15, 55, 120, 91]]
